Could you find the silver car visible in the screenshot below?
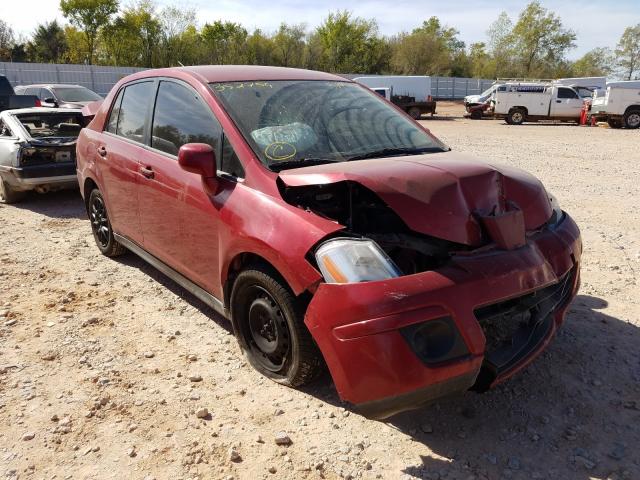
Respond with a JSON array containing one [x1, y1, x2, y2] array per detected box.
[[0, 108, 82, 203]]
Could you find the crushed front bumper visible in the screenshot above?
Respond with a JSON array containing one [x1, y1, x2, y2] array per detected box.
[[304, 214, 581, 419]]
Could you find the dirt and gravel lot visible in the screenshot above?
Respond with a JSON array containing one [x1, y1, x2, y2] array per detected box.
[[1, 102, 638, 480]]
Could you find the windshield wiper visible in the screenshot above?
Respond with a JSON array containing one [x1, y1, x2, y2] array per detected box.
[[269, 157, 341, 172], [345, 146, 448, 161]]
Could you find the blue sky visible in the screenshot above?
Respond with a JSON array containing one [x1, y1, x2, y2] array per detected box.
[[3, 0, 639, 59]]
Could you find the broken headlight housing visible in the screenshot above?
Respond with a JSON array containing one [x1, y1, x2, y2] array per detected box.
[[315, 238, 401, 284], [547, 193, 564, 228]]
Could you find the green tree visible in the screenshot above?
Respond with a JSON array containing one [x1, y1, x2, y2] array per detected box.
[[59, 0, 119, 64], [467, 42, 495, 78], [158, 6, 199, 66], [27, 21, 67, 63], [391, 17, 465, 75], [615, 24, 640, 80], [245, 29, 275, 66], [201, 21, 248, 64], [273, 23, 306, 67], [508, 1, 576, 77], [102, 0, 161, 67], [0, 18, 15, 61], [486, 12, 515, 77], [315, 11, 383, 73], [62, 25, 89, 64], [571, 47, 614, 77]]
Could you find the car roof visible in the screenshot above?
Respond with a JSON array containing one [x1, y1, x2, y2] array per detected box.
[[130, 65, 349, 84]]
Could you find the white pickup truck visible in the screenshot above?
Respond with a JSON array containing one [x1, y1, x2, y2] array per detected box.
[[493, 84, 584, 125], [589, 81, 640, 129]]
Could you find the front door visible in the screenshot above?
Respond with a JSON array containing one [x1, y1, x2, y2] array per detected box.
[[137, 79, 224, 293], [550, 87, 583, 118]]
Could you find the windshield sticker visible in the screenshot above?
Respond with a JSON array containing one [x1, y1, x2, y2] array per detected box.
[[264, 142, 297, 161], [212, 82, 273, 92]]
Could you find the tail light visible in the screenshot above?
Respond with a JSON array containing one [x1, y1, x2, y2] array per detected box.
[[427, 95, 433, 102], [35, 99, 42, 107]]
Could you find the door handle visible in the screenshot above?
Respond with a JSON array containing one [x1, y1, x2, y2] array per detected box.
[[97, 146, 107, 157], [556, 100, 562, 103], [139, 166, 154, 179]]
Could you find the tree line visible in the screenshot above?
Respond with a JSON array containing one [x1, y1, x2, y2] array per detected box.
[[0, 0, 638, 80]]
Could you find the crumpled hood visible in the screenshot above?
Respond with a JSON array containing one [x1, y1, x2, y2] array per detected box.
[[278, 152, 552, 247]]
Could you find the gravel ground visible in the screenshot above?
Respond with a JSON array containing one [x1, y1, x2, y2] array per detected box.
[[1, 103, 639, 480]]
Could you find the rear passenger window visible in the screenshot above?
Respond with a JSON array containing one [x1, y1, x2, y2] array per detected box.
[[557, 88, 578, 99], [116, 81, 154, 143], [151, 81, 221, 156], [105, 88, 124, 134]]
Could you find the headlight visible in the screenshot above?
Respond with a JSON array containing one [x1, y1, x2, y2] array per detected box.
[[315, 238, 401, 284], [548, 193, 564, 227]]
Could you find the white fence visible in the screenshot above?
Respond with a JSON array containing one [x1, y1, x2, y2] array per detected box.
[[0, 62, 144, 96], [1, 61, 495, 99]]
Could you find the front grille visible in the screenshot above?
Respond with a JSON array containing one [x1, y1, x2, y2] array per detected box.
[[472, 268, 576, 389]]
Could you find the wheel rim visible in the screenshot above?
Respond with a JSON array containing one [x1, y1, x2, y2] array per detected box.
[[90, 195, 110, 248], [242, 285, 291, 373], [512, 112, 523, 123], [627, 113, 640, 128]]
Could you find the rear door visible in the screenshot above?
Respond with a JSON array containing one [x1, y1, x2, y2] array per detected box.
[[550, 87, 583, 118], [95, 80, 155, 244], [138, 79, 225, 291]]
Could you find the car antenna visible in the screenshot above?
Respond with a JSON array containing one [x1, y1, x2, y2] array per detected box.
[[177, 61, 185, 67]]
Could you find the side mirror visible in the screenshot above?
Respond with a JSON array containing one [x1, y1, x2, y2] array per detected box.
[[178, 143, 216, 178], [43, 97, 57, 106]]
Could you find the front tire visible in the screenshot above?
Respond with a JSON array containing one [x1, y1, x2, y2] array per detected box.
[[88, 189, 126, 257], [0, 179, 26, 204], [623, 109, 640, 129], [230, 267, 323, 387]]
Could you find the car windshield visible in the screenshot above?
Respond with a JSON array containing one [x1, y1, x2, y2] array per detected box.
[[15, 112, 83, 139], [53, 87, 102, 102], [211, 80, 447, 171]]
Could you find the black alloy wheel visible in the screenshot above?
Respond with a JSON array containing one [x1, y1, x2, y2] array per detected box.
[[88, 189, 126, 257]]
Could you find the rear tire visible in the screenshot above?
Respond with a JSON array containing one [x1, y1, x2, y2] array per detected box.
[[230, 267, 323, 387], [607, 118, 623, 129], [88, 189, 126, 257], [407, 107, 421, 120], [623, 109, 640, 129], [470, 109, 482, 120], [508, 108, 525, 125]]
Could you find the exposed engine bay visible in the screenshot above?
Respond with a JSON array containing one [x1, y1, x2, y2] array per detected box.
[[279, 180, 466, 275]]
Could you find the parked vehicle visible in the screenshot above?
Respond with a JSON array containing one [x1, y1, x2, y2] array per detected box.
[[77, 66, 581, 419], [354, 76, 436, 119], [15, 84, 102, 109], [494, 84, 584, 124], [0, 75, 39, 113], [465, 82, 547, 119], [0, 108, 82, 203], [589, 80, 640, 129]]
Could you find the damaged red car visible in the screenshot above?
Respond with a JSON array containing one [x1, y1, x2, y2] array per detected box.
[[76, 66, 581, 419]]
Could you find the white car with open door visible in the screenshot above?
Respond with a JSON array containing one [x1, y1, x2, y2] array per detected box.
[[0, 107, 82, 203]]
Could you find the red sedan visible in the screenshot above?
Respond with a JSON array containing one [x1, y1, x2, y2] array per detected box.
[[76, 66, 581, 419]]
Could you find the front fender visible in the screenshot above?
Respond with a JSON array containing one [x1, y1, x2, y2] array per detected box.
[[217, 182, 342, 296]]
